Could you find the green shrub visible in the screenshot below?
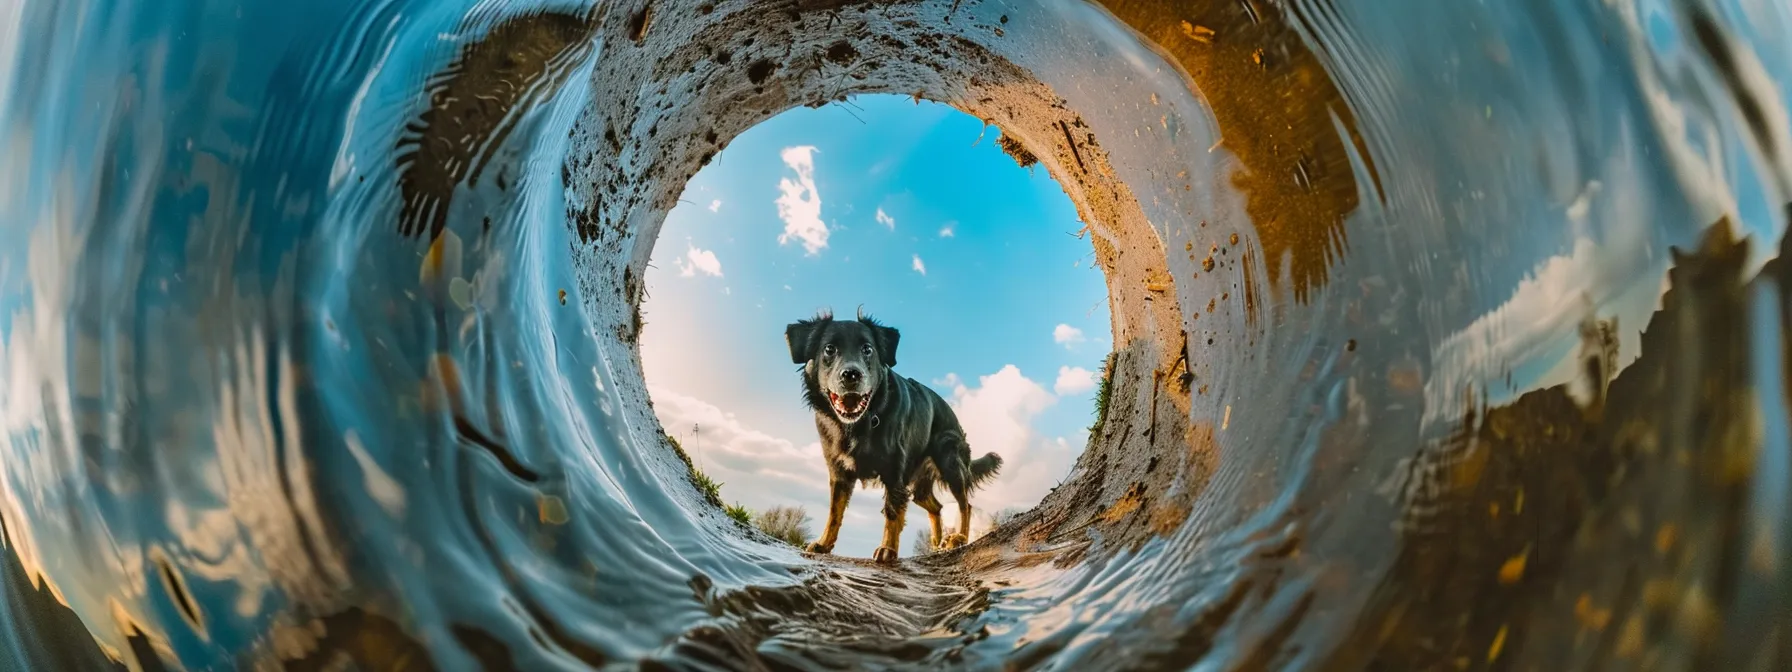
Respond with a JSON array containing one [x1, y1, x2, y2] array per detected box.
[[725, 502, 754, 526], [753, 505, 813, 547], [1089, 352, 1115, 434], [692, 471, 725, 509], [665, 434, 725, 508]]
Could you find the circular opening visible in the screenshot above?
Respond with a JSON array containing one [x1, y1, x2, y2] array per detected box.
[[638, 95, 1110, 558]]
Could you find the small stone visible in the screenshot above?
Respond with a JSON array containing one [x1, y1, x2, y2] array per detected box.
[[449, 277, 473, 310], [539, 495, 570, 525]]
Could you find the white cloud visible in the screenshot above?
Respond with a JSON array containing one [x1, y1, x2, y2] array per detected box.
[[912, 254, 926, 276], [675, 244, 723, 278], [1053, 324, 1086, 347], [947, 367, 1055, 468], [933, 373, 962, 388], [1053, 366, 1096, 395], [647, 387, 830, 509], [708, 199, 722, 213], [938, 222, 956, 238], [775, 146, 828, 254], [944, 366, 1076, 515], [1423, 144, 1658, 427], [876, 207, 895, 230]]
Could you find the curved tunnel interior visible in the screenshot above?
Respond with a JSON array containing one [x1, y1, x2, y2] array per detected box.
[[2, 0, 1791, 669]]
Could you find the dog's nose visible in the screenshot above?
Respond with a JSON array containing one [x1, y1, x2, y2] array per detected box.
[[841, 368, 863, 384]]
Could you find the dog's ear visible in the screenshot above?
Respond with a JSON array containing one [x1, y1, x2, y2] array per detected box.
[[786, 318, 823, 364], [869, 323, 900, 368]]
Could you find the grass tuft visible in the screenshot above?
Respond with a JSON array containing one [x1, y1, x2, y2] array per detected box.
[[666, 434, 725, 508], [753, 505, 813, 547], [1090, 352, 1116, 434], [725, 502, 754, 526]]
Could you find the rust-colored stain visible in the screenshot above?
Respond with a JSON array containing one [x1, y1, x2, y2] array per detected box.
[[1574, 594, 1612, 632], [1179, 20, 1215, 43], [1101, 483, 1149, 523], [1095, 0, 1384, 304], [538, 495, 570, 525], [1615, 615, 1645, 657], [1387, 362, 1423, 395], [1486, 624, 1507, 661], [1448, 442, 1489, 491], [422, 353, 464, 414], [1149, 501, 1191, 535], [1496, 548, 1527, 585], [1654, 523, 1677, 554]]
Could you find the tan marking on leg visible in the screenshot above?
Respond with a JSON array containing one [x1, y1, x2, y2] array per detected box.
[[808, 480, 852, 553], [874, 506, 906, 563], [942, 493, 972, 549]]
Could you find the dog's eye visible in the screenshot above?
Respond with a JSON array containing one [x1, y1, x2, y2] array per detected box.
[[822, 344, 836, 357], [861, 343, 874, 356]]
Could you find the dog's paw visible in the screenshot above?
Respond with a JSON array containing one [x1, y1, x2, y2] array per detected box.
[[872, 546, 899, 564], [941, 533, 968, 550], [805, 542, 833, 554]]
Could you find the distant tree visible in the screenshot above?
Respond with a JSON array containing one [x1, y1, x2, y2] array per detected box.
[[986, 507, 1026, 530], [754, 505, 813, 547], [911, 526, 937, 556], [911, 524, 973, 555]]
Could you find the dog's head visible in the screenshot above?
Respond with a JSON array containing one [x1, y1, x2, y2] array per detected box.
[[785, 309, 900, 424]]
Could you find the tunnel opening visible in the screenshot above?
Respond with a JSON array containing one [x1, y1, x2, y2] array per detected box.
[[568, 0, 1228, 564], [556, 0, 1232, 662], [634, 94, 1114, 560], [568, 0, 1218, 546]]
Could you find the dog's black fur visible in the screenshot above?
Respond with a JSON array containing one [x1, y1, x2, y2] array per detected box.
[[785, 310, 1003, 563]]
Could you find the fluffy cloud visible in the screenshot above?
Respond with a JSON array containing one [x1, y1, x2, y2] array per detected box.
[[947, 367, 1055, 465], [1423, 140, 1663, 426], [876, 207, 895, 230], [938, 222, 956, 238], [912, 254, 927, 276], [708, 199, 722, 212], [1053, 324, 1085, 347], [649, 387, 898, 554], [676, 244, 723, 278], [647, 387, 830, 509], [1053, 366, 1096, 395], [943, 366, 1077, 514], [775, 146, 828, 254]]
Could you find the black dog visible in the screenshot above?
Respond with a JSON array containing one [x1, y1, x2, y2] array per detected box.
[[785, 310, 1003, 563]]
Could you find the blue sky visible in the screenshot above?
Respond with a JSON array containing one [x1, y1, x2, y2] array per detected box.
[[640, 95, 1109, 557]]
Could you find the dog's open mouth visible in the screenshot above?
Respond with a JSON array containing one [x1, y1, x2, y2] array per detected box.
[[828, 390, 872, 421]]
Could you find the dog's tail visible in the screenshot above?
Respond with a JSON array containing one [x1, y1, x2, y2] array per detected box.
[[967, 452, 1004, 491]]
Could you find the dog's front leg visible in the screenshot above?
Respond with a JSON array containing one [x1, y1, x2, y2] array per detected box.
[[807, 478, 853, 554], [872, 477, 909, 564]]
